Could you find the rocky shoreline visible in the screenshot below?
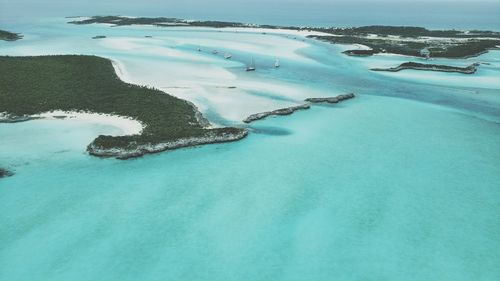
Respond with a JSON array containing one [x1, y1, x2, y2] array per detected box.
[[0, 168, 14, 178], [243, 94, 356, 124], [87, 129, 249, 160], [371, 62, 478, 74], [243, 104, 311, 123], [0, 113, 40, 123], [305, 93, 355, 104]]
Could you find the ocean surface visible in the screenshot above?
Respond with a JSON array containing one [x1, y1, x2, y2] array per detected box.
[[1, 14, 500, 281]]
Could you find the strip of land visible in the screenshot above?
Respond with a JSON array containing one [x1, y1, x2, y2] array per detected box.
[[243, 94, 355, 123], [69, 17, 500, 59], [371, 62, 478, 74], [0, 55, 247, 159], [243, 104, 311, 123], [305, 93, 355, 104], [0, 29, 23, 41]]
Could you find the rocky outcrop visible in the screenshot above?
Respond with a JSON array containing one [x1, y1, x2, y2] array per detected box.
[[371, 62, 478, 74], [243, 104, 311, 123], [0, 113, 40, 123], [305, 93, 355, 104], [87, 129, 249, 160], [243, 94, 356, 124], [0, 168, 14, 178]]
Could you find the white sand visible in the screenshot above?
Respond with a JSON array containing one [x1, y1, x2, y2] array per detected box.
[[33, 110, 144, 136]]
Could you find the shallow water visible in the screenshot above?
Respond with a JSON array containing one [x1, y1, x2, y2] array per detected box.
[[1, 18, 500, 281]]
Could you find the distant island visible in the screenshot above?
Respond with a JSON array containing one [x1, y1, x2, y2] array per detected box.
[[371, 62, 478, 74], [0, 55, 247, 159], [69, 16, 500, 59], [0, 29, 23, 41], [0, 168, 14, 178]]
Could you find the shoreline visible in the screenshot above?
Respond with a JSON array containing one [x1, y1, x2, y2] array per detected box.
[[0, 55, 248, 160], [371, 62, 478, 74], [88, 129, 248, 160], [69, 16, 500, 59], [1, 110, 144, 136], [243, 94, 356, 124]]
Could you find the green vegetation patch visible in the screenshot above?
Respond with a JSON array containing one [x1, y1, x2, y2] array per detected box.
[[371, 62, 478, 74], [311, 35, 500, 58], [0, 55, 245, 154]]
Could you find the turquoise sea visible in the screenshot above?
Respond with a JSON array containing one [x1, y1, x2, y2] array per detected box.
[[1, 11, 500, 281]]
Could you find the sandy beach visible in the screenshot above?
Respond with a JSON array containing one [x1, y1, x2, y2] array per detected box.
[[33, 110, 144, 136]]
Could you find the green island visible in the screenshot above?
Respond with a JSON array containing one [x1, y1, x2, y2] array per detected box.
[[0, 55, 247, 159], [371, 62, 478, 74], [0, 29, 23, 41], [69, 17, 500, 59]]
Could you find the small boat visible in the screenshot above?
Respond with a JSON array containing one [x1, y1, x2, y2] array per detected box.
[[246, 57, 256, 71], [274, 59, 280, 68], [212, 50, 219, 54], [197, 47, 202, 52], [224, 53, 232, 59]]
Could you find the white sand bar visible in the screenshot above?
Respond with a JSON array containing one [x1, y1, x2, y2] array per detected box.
[[34, 111, 144, 136]]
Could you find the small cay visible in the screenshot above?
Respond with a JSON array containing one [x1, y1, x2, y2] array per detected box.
[[243, 104, 311, 123], [0, 168, 14, 178], [371, 62, 478, 74], [243, 94, 355, 123], [305, 93, 355, 103]]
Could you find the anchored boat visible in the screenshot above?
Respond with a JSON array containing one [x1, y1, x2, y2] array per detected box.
[[246, 57, 256, 71]]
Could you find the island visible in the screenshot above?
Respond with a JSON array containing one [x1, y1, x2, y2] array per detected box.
[[243, 94, 356, 123], [0, 55, 248, 159], [309, 26, 500, 59], [305, 93, 355, 104], [0, 29, 23, 41], [243, 104, 311, 123], [0, 168, 14, 178], [69, 17, 500, 59], [371, 62, 478, 74]]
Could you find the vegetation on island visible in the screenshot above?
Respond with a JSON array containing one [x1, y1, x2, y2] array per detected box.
[[69, 16, 257, 28], [69, 17, 500, 59], [371, 62, 478, 74], [311, 34, 500, 58], [0, 29, 23, 41], [0, 55, 246, 158]]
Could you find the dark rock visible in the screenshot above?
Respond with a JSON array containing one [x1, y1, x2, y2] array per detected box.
[[243, 104, 311, 123], [0, 168, 14, 178], [305, 93, 355, 104]]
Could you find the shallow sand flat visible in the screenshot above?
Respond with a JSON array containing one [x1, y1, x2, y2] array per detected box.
[[34, 111, 144, 136]]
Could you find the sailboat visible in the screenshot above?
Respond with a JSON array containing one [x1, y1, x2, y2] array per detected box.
[[246, 57, 256, 71], [274, 59, 280, 68]]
